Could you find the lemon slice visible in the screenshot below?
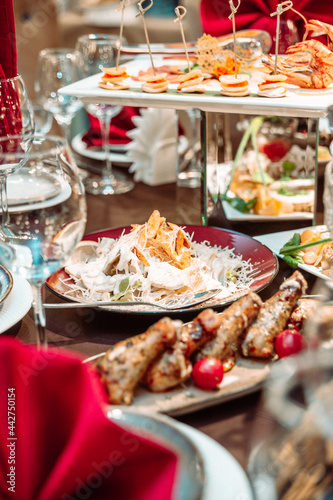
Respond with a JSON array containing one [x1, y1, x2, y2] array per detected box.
[[70, 240, 99, 264], [53, 220, 85, 255]]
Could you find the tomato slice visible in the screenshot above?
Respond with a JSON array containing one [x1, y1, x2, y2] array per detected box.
[[104, 72, 128, 79], [223, 81, 248, 88]]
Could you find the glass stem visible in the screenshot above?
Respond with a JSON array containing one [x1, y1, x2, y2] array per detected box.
[[100, 108, 115, 182], [31, 283, 47, 350], [0, 174, 9, 227]]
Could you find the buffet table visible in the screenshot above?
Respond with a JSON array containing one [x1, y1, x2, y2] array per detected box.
[[7, 169, 322, 473]]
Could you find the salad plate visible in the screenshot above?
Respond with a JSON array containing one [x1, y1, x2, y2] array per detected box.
[[254, 225, 330, 279], [46, 225, 278, 315]]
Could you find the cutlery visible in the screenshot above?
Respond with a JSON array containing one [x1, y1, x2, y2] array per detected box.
[[43, 288, 222, 311]]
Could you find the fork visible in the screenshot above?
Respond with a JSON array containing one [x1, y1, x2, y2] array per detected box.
[[43, 288, 223, 311]]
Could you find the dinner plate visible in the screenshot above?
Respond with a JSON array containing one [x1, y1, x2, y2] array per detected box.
[[87, 349, 270, 416], [108, 408, 205, 500], [254, 225, 329, 279], [9, 176, 72, 214], [71, 133, 132, 167], [107, 408, 253, 500], [0, 265, 13, 304], [7, 168, 62, 206], [46, 225, 278, 315], [0, 273, 32, 333]]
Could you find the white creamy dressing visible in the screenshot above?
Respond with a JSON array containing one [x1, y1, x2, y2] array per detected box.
[[64, 228, 255, 306]]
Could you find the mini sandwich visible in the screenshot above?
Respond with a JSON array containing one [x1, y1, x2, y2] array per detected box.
[[257, 74, 288, 98], [99, 66, 130, 90], [139, 73, 169, 93], [219, 74, 250, 97], [269, 178, 314, 212], [176, 69, 205, 93]]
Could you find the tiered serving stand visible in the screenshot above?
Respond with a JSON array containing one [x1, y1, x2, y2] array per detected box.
[[60, 55, 333, 225]]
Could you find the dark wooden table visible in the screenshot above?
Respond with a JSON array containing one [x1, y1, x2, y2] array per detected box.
[[5, 168, 323, 476]]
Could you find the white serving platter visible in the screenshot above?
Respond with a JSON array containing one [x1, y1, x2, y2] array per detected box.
[[59, 56, 333, 118]]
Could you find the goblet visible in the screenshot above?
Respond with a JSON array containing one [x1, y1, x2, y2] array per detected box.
[[0, 134, 87, 349], [0, 75, 35, 227], [75, 33, 134, 195], [35, 48, 83, 146]]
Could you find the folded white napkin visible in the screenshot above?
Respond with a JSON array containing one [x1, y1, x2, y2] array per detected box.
[[127, 108, 177, 186]]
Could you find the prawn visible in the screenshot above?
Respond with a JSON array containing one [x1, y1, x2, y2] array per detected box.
[[262, 19, 333, 89], [286, 39, 333, 88]]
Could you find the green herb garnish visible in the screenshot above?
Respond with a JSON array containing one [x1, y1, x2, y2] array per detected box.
[[182, 63, 200, 73], [225, 196, 257, 213], [278, 233, 332, 267]]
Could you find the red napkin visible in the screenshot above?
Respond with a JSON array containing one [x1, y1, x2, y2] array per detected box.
[[82, 107, 141, 148], [0, 0, 17, 79], [0, 0, 21, 138], [0, 337, 178, 500], [200, 0, 333, 53]]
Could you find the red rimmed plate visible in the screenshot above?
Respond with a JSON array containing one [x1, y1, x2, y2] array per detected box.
[[46, 225, 278, 315]]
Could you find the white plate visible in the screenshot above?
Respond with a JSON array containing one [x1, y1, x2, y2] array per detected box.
[[72, 133, 132, 166], [9, 176, 72, 214], [87, 351, 270, 416], [222, 200, 314, 222], [0, 273, 32, 333], [254, 225, 330, 279], [177, 423, 253, 500], [107, 408, 253, 500], [7, 168, 62, 206], [59, 56, 333, 118]]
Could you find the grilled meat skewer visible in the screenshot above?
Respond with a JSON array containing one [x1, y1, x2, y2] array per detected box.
[[242, 271, 308, 359], [194, 292, 263, 371], [142, 308, 221, 392], [93, 317, 181, 405]]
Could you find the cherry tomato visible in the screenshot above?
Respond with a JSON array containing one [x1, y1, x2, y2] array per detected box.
[[275, 329, 304, 358], [192, 358, 224, 390]]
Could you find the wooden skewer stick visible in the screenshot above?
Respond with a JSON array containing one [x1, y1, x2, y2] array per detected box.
[[115, 0, 130, 70], [228, 0, 241, 78], [136, 0, 155, 75], [174, 6, 190, 71], [270, 1, 293, 74]]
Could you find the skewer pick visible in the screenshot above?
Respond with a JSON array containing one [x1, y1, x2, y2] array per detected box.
[[136, 0, 155, 75], [228, 0, 241, 78], [115, 0, 130, 70], [271, 1, 293, 74], [174, 6, 191, 72]]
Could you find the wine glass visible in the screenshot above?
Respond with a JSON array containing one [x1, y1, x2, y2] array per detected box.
[[0, 75, 35, 227], [35, 48, 83, 147], [75, 33, 134, 195], [0, 134, 87, 349], [33, 103, 53, 136], [248, 348, 333, 500]]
